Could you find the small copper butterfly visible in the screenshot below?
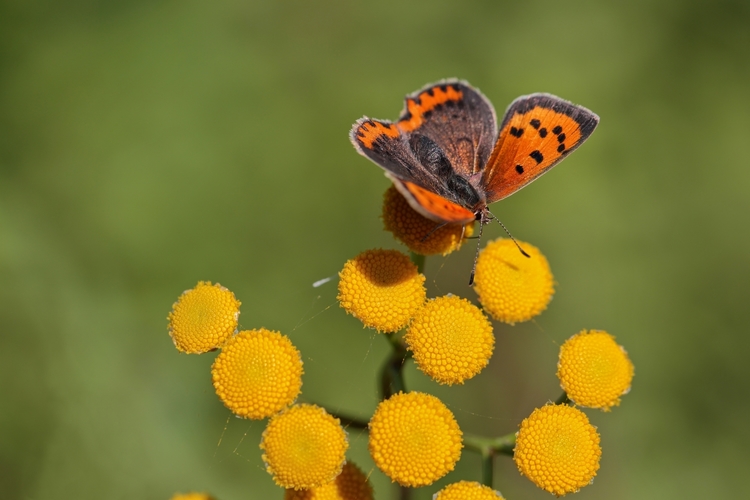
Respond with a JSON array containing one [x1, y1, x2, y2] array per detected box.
[[350, 80, 599, 281]]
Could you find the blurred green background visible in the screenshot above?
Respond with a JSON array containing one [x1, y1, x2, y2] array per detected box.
[[2, 0, 749, 499]]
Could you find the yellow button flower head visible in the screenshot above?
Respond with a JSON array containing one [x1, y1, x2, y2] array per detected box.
[[434, 481, 505, 500], [170, 494, 215, 500], [382, 185, 474, 255], [368, 391, 462, 487], [167, 281, 241, 353], [405, 295, 494, 385], [261, 404, 349, 490], [284, 462, 374, 500], [558, 330, 634, 410], [514, 404, 601, 496], [211, 329, 302, 419], [473, 238, 554, 324], [337, 249, 426, 333]]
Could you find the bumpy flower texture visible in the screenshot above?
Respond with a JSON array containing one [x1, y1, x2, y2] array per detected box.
[[433, 481, 505, 500], [170, 494, 215, 500], [284, 462, 374, 500], [406, 295, 494, 385], [167, 281, 241, 353], [382, 185, 474, 255], [558, 330, 634, 410], [369, 391, 462, 487], [211, 329, 302, 419], [514, 404, 601, 496], [338, 249, 426, 333], [473, 239, 554, 324], [261, 404, 349, 490]]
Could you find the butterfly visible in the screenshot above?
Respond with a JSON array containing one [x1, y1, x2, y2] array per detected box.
[[350, 80, 599, 281]]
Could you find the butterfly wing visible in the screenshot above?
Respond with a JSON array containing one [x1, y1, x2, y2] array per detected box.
[[350, 117, 476, 224], [396, 80, 498, 178], [481, 93, 599, 203], [389, 176, 476, 224]]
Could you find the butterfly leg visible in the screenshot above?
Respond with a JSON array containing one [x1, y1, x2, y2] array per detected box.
[[420, 222, 449, 243]]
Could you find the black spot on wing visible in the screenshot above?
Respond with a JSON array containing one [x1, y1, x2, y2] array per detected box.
[[515, 164, 524, 174], [552, 125, 563, 135], [530, 150, 544, 164], [510, 127, 524, 138], [530, 118, 541, 129], [557, 133, 566, 143], [539, 127, 548, 138], [557, 144, 566, 153]]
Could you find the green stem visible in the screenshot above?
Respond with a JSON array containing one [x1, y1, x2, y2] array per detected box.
[[556, 392, 572, 405], [399, 485, 411, 500], [463, 432, 515, 488], [410, 252, 426, 274], [464, 432, 517, 457], [480, 450, 493, 487]]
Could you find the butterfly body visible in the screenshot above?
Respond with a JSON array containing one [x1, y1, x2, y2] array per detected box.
[[350, 80, 599, 227]]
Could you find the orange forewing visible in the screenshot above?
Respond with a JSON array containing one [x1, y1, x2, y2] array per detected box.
[[391, 178, 476, 224], [355, 120, 400, 149], [483, 107, 587, 202], [397, 85, 463, 132]]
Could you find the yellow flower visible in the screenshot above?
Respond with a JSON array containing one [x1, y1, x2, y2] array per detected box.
[[167, 281, 241, 353], [284, 462, 374, 500], [337, 249, 426, 333], [170, 494, 215, 500], [368, 391, 462, 487], [557, 330, 634, 410], [211, 329, 302, 419], [261, 404, 349, 490], [434, 481, 505, 499], [472, 239, 553, 324], [382, 185, 474, 255], [405, 295, 494, 385], [514, 404, 601, 496]]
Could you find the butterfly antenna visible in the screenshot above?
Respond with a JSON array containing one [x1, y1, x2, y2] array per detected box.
[[486, 209, 530, 258], [468, 218, 485, 286]]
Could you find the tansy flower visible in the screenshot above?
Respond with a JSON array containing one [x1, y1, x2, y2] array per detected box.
[[382, 184, 474, 255], [405, 295, 494, 385], [557, 330, 634, 410], [368, 391, 462, 487], [337, 249, 426, 332], [514, 404, 601, 496], [261, 404, 349, 490], [167, 281, 241, 353], [211, 329, 302, 419], [170, 494, 215, 500], [284, 462, 374, 500], [472, 239, 554, 324], [433, 481, 505, 500]]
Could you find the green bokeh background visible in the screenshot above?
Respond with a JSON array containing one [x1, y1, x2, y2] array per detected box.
[[2, 1, 749, 499]]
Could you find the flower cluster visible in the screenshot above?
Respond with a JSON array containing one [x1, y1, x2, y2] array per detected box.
[[166, 283, 370, 496], [166, 183, 634, 498]]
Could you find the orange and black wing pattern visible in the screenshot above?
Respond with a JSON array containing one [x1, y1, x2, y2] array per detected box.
[[350, 118, 423, 184], [395, 80, 497, 178], [350, 116, 478, 223], [481, 94, 599, 203], [389, 176, 476, 224]]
